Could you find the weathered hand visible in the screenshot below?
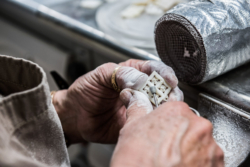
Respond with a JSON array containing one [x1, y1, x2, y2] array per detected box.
[[111, 89, 224, 167], [53, 59, 183, 144]]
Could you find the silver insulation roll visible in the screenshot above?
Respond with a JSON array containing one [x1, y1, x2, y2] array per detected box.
[[155, 0, 250, 84]]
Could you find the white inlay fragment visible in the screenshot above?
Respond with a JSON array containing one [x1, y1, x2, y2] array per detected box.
[[80, 0, 103, 9], [120, 0, 185, 18], [145, 3, 164, 15], [154, 0, 182, 11], [121, 5, 145, 18], [139, 71, 172, 106]]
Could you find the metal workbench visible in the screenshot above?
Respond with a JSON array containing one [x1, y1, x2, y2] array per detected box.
[[0, 0, 250, 166]]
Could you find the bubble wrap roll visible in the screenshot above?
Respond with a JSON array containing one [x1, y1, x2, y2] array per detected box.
[[155, 0, 250, 84]]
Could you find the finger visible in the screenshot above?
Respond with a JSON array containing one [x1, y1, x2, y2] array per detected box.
[[116, 66, 148, 90], [214, 146, 225, 167], [120, 59, 178, 88], [141, 61, 178, 88], [119, 59, 145, 70], [168, 87, 184, 102], [120, 89, 153, 122], [157, 101, 194, 118], [94, 63, 147, 91]]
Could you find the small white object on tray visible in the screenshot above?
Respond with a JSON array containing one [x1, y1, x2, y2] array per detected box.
[[121, 0, 186, 18], [154, 0, 183, 11], [121, 5, 145, 18], [80, 0, 103, 9], [145, 3, 164, 15]]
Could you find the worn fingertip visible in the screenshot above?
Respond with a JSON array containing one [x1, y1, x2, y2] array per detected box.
[[116, 67, 148, 90], [133, 73, 148, 90], [164, 74, 178, 89], [120, 89, 133, 108]]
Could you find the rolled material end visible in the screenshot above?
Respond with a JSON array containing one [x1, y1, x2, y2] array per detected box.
[[155, 14, 206, 84]]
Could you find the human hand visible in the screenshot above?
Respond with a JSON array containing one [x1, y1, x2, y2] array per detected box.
[[111, 89, 224, 167], [53, 59, 183, 144]]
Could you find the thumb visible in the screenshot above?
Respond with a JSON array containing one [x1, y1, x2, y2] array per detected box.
[[120, 89, 153, 123], [116, 66, 148, 90]]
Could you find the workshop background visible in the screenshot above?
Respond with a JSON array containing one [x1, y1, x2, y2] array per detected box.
[[1, 0, 250, 167]]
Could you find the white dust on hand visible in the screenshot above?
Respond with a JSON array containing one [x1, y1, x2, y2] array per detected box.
[[117, 67, 148, 90], [128, 90, 154, 114]]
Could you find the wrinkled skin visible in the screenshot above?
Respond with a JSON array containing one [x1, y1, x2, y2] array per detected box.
[[53, 59, 224, 166], [53, 59, 183, 143], [111, 89, 224, 167]]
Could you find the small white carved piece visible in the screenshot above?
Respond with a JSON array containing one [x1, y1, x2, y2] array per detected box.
[[139, 71, 172, 105], [121, 5, 145, 19]]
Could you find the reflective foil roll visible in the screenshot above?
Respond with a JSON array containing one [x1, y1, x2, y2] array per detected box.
[[155, 0, 250, 84]]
